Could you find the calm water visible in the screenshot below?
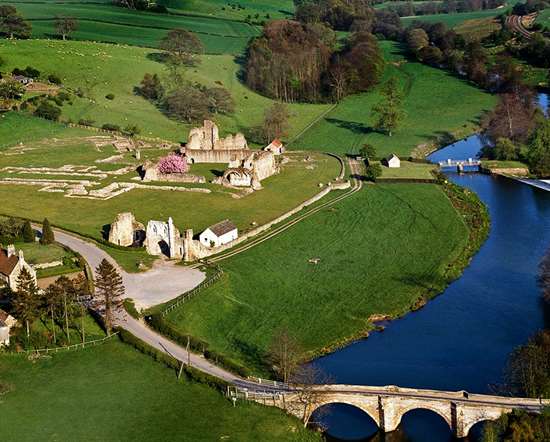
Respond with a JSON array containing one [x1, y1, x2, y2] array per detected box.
[[312, 94, 550, 441]]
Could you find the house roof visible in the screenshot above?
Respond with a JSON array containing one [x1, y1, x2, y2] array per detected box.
[[207, 219, 237, 237], [385, 153, 399, 161], [0, 249, 18, 277], [270, 139, 283, 147]]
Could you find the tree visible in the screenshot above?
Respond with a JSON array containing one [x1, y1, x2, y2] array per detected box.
[[372, 77, 405, 137], [359, 143, 376, 160], [262, 102, 289, 143], [165, 85, 210, 123], [138, 73, 164, 101], [22, 220, 34, 243], [44, 280, 63, 343], [0, 79, 25, 100], [54, 16, 77, 40], [538, 245, 550, 305], [527, 118, 550, 178], [406, 28, 429, 54], [205, 87, 235, 115], [493, 137, 519, 161], [94, 259, 125, 335], [157, 153, 188, 174], [40, 218, 55, 245], [365, 163, 382, 181], [34, 101, 62, 121], [268, 328, 302, 383], [0, 6, 31, 39], [12, 268, 40, 338], [159, 28, 204, 66]]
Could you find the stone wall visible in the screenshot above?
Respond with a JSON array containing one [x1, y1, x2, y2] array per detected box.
[[108, 212, 145, 247], [184, 148, 250, 164], [187, 120, 247, 151], [142, 165, 206, 183]]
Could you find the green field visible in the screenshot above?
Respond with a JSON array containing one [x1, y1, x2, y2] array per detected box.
[[2, 1, 261, 54], [160, 0, 295, 20], [290, 41, 496, 159], [164, 183, 469, 372], [0, 340, 319, 441], [379, 161, 436, 179], [401, 8, 508, 27], [15, 241, 71, 264], [0, 40, 331, 143]]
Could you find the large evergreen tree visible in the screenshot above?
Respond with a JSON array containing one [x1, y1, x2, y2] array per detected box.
[[94, 259, 125, 335], [12, 268, 40, 338], [528, 119, 550, 178], [40, 218, 54, 245], [22, 221, 34, 243]]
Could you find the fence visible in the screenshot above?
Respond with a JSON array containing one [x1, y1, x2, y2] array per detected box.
[[161, 269, 223, 316], [1, 332, 119, 357]]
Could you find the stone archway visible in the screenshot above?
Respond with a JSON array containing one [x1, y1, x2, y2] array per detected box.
[[304, 398, 382, 430], [386, 404, 453, 434]]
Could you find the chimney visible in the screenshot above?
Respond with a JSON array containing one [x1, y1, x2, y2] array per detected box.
[[6, 245, 15, 258]]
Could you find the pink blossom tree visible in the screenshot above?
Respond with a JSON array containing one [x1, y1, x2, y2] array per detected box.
[[157, 153, 189, 174]]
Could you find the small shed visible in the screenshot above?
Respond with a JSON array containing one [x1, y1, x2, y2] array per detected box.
[[200, 219, 238, 248], [382, 154, 401, 168], [264, 139, 285, 155]]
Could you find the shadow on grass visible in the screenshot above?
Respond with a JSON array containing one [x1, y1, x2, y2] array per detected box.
[[325, 118, 375, 135], [230, 337, 273, 375]]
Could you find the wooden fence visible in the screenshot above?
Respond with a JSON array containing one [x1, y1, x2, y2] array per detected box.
[[161, 269, 223, 317]]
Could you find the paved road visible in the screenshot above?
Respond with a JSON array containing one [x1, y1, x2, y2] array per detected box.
[[51, 228, 205, 310]]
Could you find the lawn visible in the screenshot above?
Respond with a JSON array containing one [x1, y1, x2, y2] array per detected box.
[[401, 8, 509, 27], [378, 160, 436, 179], [4, 1, 260, 54], [536, 8, 550, 28], [15, 241, 71, 265], [160, 0, 295, 20], [290, 41, 496, 159], [164, 183, 469, 373], [0, 340, 319, 441], [0, 40, 331, 143]]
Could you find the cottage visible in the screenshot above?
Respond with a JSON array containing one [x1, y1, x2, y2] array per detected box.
[[199, 220, 238, 248], [382, 154, 401, 168], [0, 245, 37, 291], [12, 75, 33, 86], [264, 139, 285, 155], [0, 309, 16, 346]]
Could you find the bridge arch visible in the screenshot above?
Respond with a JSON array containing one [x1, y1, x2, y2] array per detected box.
[[390, 404, 453, 433], [461, 415, 502, 437], [306, 399, 381, 429]]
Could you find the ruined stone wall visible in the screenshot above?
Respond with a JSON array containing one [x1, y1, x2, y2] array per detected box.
[[108, 212, 144, 247], [142, 166, 206, 183], [253, 151, 278, 182], [185, 149, 250, 164]]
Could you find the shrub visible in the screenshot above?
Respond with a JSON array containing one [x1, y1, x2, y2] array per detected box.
[[40, 218, 55, 244], [13, 66, 40, 78], [47, 74, 62, 85], [105, 93, 115, 100], [22, 220, 34, 243], [34, 101, 61, 121], [365, 163, 383, 182], [123, 299, 140, 320], [78, 118, 94, 126], [102, 123, 120, 132]]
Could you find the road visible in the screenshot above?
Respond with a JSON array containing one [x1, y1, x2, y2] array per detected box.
[[506, 14, 535, 39]]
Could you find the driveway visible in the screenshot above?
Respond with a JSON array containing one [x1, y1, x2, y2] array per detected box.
[[51, 228, 205, 309]]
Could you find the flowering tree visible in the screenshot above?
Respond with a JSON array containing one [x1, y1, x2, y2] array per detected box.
[[157, 153, 188, 174]]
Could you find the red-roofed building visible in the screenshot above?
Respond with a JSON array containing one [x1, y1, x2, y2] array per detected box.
[[0, 245, 37, 291], [264, 139, 285, 155]]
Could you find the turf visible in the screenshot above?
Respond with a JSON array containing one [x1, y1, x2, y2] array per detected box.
[[160, 0, 295, 20], [378, 161, 436, 179], [401, 8, 509, 27], [0, 40, 331, 143], [0, 340, 320, 441], [536, 8, 550, 28], [15, 241, 71, 265], [4, 1, 260, 54], [290, 41, 496, 159], [164, 183, 469, 372]]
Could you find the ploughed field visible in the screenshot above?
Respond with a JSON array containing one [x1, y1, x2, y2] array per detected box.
[[165, 183, 469, 373], [0, 340, 319, 442], [0, 40, 332, 142], [290, 41, 496, 159]]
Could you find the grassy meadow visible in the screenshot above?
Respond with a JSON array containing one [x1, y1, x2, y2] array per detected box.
[[0, 40, 331, 143], [164, 183, 469, 372], [2, 1, 260, 54], [159, 0, 295, 20], [290, 41, 496, 159], [0, 340, 319, 441], [536, 8, 550, 27]]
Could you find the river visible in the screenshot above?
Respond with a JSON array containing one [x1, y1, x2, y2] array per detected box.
[[312, 94, 550, 441]]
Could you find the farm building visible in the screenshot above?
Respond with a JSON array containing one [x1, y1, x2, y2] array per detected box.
[[264, 139, 285, 155], [382, 154, 401, 168], [12, 75, 33, 86], [200, 220, 238, 248], [0, 245, 37, 291]]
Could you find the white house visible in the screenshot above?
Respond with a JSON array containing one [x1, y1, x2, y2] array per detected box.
[[0, 309, 17, 347], [264, 139, 285, 155], [382, 153, 401, 168], [0, 245, 37, 291], [199, 220, 238, 248]]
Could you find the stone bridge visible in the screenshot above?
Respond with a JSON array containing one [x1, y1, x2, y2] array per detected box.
[[235, 384, 550, 438]]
